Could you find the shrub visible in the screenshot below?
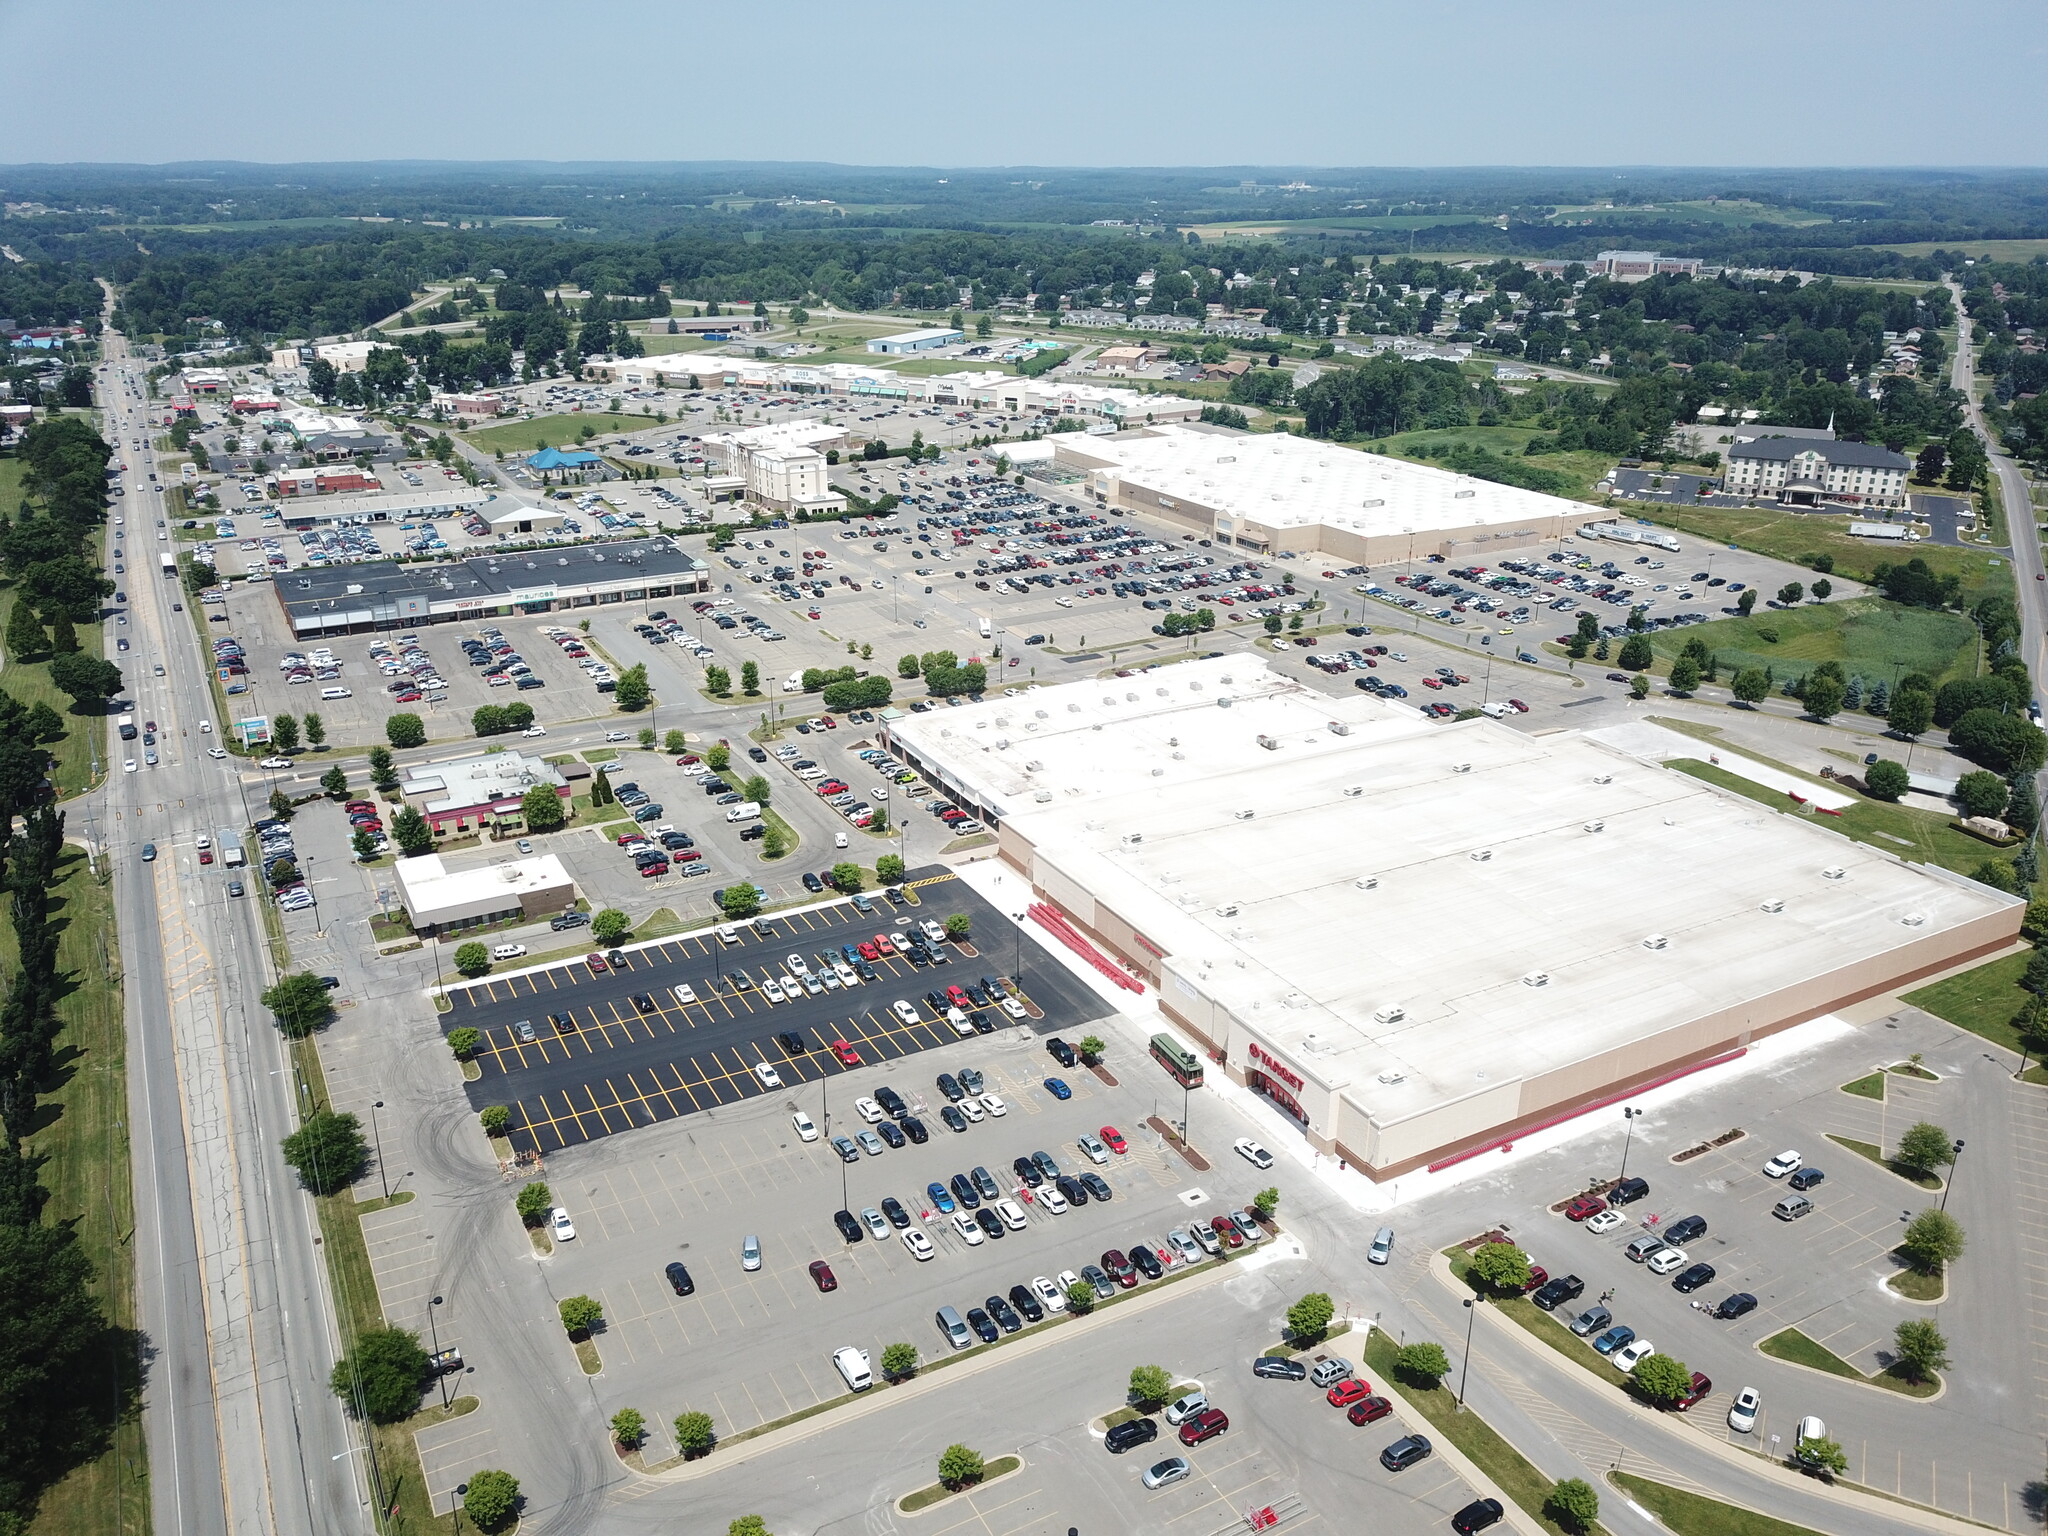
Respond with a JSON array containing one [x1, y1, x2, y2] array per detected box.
[[329, 1326, 427, 1423], [462, 1469, 520, 1531], [1892, 1318, 1949, 1381], [1864, 759, 1910, 801], [1628, 1351, 1694, 1406], [386, 713, 425, 748], [944, 912, 971, 938], [880, 1342, 919, 1381], [937, 1444, 985, 1489], [1077, 1035, 1106, 1063], [1129, 1364, 1172, 1405], [1395, 1341, 1449, 1386], [1466, 1241, 1532, 1293], [673, 1410, 715, 1456], [1066, 1280, 1095, 1315], [261, 972, 334, 1038], [1253, 1186, 1280, 1218], [610, 1407, 646, 1449], [1901, 1208, 1965, 1272], [453, 941, 491, 977], [591, 908, 629, 943], [875, 853, 905, 884], [558, 1295, 603, 1335], [1545, 1477, 1600, 1532]]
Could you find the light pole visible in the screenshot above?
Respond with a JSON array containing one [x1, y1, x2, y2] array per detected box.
[[1457, 1296, 1481, 1409], [370, 1100, 388, 1201], [1617, 1105, 1643, 1183], [426, 1294, 451, 1409], [1939, 1138, 1966, 1213]]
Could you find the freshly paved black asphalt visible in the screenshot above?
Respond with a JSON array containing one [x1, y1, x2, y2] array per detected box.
[[444, 869, 1113, 1155]]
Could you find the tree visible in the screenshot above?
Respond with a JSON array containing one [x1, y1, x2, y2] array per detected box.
[[1892, 1318, 1949, 1382], [610, 1407, 646, 1449], [47, 651, 122, 711], [454, 942, 491, 977], [615, 663, 652, 711], [1253, 1186, 1280, 1218], [1467, 1241, 1532, 1293], [1812, 578, 1833, 601], [1129, 1364, 1172, 1405], [5, 599, 46, 660], [559, 1295, 603, 1335], [303, 712, 326, 748], [728, 1520, 771, 1536], [515, 1180, 553, 1225], [638, 728, 655, 749], [880, 1342, 919, 1382], [320, 766, 349, 798], [47, 610, 76, 654], [829, 862, 862, 893], [706, 743, 731, 771], [392, 805, 435, 856], [472, 705, 508, 737], [1545, 1478, 1600, 1532], [705, 665, 731, 695], [1953, 708, 2048, 774], [1667, 654, 1701, 694], [462, 1469, 520, 1531], [1888, 686, 1935, 739], [1802, 673, 1846, 722], [898, 654, 921, 679], [26, 700, 65, 742], [943, 913, 971, 942], [937, 1444, 985, 1489], [1078, 1034, 1106, 1063], [1066, 1280, 1096, 1314], [719, 885, 761, 920], [1617, 633, 1652, 671], [1895, 1122, 1957, 1176], [673, 1410, 715, 1456], [1737, 588, 1758, 616], [1630, 673, 1651, 701], [386, 713, 426, 748], [368, 745, 398, 789], [761, 823, 789, 859], [1395, 1341, 1449, 1386], [268, 788, 295, 823], [522, 783, 566, 832], [447, 1027, 480, 1060], [328, 1326, 427, 1424], [261, 972, 334, 1038], [1630, 1352, 1694, 1406], [1957, 770, 2010, 820], [1731, 667, 1770, 706], [1263, 613, 1284, 636], [281, 1110, 366, 1194], [664, 729, 687, 753], [1901, 1208, 1965, 1273], [740, 661, 760, 696], [591, 908, 629, 943], [1796, 1435, 1848, 1478], [876, 853, 905, 884], [1778, 581, 1805, 606], [1865, 759, 1910, 801], [1286, 1292, 1336, 1343]]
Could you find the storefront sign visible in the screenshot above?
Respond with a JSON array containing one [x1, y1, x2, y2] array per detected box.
[[1248, 1042, 1303, 1092], [1132, 931, 1164, 958]]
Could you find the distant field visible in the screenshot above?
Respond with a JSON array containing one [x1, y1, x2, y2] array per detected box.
[[1878, 238, 2048, 261], [461, 410, 660, 453], [636, 334, 725, 356], [0, 456, 24, 519], [1182, 214, 1492, 240], [1646, 595, 1979, 686], [1376, 426, 1618, 501], [1636, 503, 2007, 601], [1546, 199, 1831, 228]]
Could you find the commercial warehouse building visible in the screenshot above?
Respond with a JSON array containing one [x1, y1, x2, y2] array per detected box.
[[867, 327, 965, 354], [1050, 424, 1580, 561], [393, 851, 578, 937], [272, 535, 709, 638], [269, 485, 494, 528], [883, 658, 2020, 1179]]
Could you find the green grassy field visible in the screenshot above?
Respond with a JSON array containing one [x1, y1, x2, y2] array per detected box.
[[25, 852, 147, 1536], [636, 333, 724, 356], [1759, 1325, 1937, 1397], [0, 455, 24, 517], [1635, 503, 2006, 600], [1646, 596, 1978, 686], [1667, 758, 2017, 883], [1609, 1472, 1825, 1536], [1878, 238, 2048, 262], [1377, 425, 1619, 500], [1903, 951, 2034, 1056], [0, 585, 106, 799], [1547, 199, 1831, 228], [459, 411, 659, 454]]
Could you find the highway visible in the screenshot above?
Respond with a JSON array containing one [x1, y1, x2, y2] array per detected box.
[[94, 317, 369, 1536]]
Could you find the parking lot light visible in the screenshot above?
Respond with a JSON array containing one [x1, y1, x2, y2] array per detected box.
[[1617, 1105, 1643, 1183], [1940, 1139, 1966, 1213], [1458, 1296, 1481, 1409]]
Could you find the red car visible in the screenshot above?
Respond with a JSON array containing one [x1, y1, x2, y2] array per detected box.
[[832, 1039, 860, 1066], [1100, 1125, 1127, 1154], [1101, 1249, 1138, 1288], [1211, 1215, 1244, 1249], [676, 754, 700, 766], [394, 691, 422, 703], [1675, 1371, 1712, 1411], [1520, 1265, 1550, 1294], [344, 800, 375, 813], [1178, 1408, 1229, 1446], [198, 848, 214, 865], [674, 850, 702, 863], [857, 940, 880, 961], [639, 862, 667, 877], [1565, 1194, 1608, 1222], [616, 833, 645, 846], [1327, 1377, 1376, 1408], [1507, 699, 1530, 713], [1346, 1396, 1394, 1426], [588, 953, 612, 974], [808, 1260, 837, 1293], [873, 933, 896, 956], [946, 985, 971, 1009]]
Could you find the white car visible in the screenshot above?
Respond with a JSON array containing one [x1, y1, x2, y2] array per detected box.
[[1078, 1132, 1109, 1164], [1727, 1386, 1760, 1434], [206, 747, 227, 759], [123, 759, 137, 773], [1037, 1184, 1069, 1214], [860, 1207, 889, 1239], [792, 1110, 819, 1142], [958, 1097, 985, 1123], [903, 1228, 935, 1261], [1234, 1137, 1275, 1170], [672, 983, 697, 1005], [980, 1093, 1008, 1117], [1762, 1149, 1803, 1179], [832, 1345, 872, 1392], [1612, 1339, 1656, 1372], [854, 1096, 884, 1123], [549, 1207, 576, 1242], [741, 1235, 762, 1271], [832, 961, 859, 988], [786, 953, 810, 976], [951, 1211, 984, 1246], [1646, 1246, 1688, 1276], [761, 978, 785, 1004], [753, 1061, 782, 1088], [521, 725, 547, 738], [1055, 1267, 1082, 1297], [259, 756, 294, 769], [891, 999, 919, 1026], [1585, 1208, 1626, 1235], [994, 1198, 1027, 1231], [999, 995, 1028, 1020], [1032, 1275, 1067, 1312]]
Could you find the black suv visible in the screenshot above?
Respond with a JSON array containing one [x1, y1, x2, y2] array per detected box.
[[1105, 1418, 1158, 1454], [1608, 1176, 1650, 1205], [935, 1072, 966, 1102], [1007, 1283, 1045, 1323], [875, 1085, 908, 1118], [1664, 1214, 1708, 1246]]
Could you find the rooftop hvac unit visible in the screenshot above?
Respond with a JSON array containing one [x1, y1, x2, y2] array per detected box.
[[1328, 721, 1351, 736], [1523, 971, 1550, 987], [1592, 774, 1613, 785], [1469, 848, 1493, 862], [1642, 933, 1670, 950], [1583, 819, 1605, 833], [1120, 833, 1144, 848], [1454, 488, 1476, 499], [1354, 875, 1378, 890], [1220, 675, 1234, 685], [1218, 697, 1234, 708], [1068, 703, 1082, 713], [1150, 767, 1164, 776], [1759, 898, 1785, 913], [1256, 735, 1279, 750], [1361, 498, 1385, 509], [1451, 762, 1472, 774], [1215, 901, 1240, 917], [1233, 809, 1256, 821], [1343, 785, 1364, 798], [1034, 790, 1053, 803], [1374, 1004, 1407, 1025], [1900, 912, 1926, 926], [1126, 692, 1140, 703], [994, 738, 1009, 749], [1821, 866, 1846, 880], [1376, 1070, 1406, 1085], [1025, 760, 1042, 771]]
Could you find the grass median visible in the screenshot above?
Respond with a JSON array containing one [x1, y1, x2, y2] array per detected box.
[[1822, 1133, 1942, 1189], [1758, 1327, 1938, 1398], [1609, 1471, 1824, 1536]]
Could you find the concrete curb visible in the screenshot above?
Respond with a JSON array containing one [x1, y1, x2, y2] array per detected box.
[[615, 1243, 1246, 1485], [1426, 1252, 1985, 1536]]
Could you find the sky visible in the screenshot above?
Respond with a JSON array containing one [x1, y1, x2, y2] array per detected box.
[[5, 0, 2045, 169]]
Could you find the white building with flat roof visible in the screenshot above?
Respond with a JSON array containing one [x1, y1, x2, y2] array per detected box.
[[699, 419, 849, 514], [1053, 424, 1582, 560], [393, 852, 578, 937], [867, 327, 964, 354], [883, 658, 2019, 1178]]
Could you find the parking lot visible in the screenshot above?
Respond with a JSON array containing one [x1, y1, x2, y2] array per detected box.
[[446, 873, 1112, 1155]]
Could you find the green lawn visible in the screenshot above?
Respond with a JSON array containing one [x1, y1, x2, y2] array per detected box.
[[1824, 1133, 1943, 1189], [1376, 426, 1621, 500], [1609, 1472, 1825, 1536], [0, 455, 25, 518], [0, 586, 106, 799], [1646, 596, 1978, 688], [1635, 503, 2006, 601], [1903, 951, 2037, 1059], [1361, 1328, 1605, 1536], [637, 334, 724, 356], [24, 852, 148, 1536], [1758, 1326, 1938, 1397], [1841, 1071, 1887, 1100], [1667, 759, 2018, 884], [459, 411, 658, 454]]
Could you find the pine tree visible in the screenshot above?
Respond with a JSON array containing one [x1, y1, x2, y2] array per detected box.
[[5, 601, 45, 661], [46, 612, 76, 654]]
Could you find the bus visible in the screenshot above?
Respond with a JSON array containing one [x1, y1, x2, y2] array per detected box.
[[159, 552, 177, 577], [1149, 1032, 1203, 1089]]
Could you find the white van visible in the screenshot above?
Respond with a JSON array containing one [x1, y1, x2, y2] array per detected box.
[[491, 943, 527, 961], [1480, 701, 1511, 719], [319, 687, 353, 700], [832, 1346, 872, 1392], [726, 801, 762, 823], [945, 1006, 975, 1037], [978, 618, 993, 639]]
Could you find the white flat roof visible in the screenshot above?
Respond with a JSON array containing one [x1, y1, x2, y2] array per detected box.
[[893, 659, 2016, 1125], [870, 327, 964, 346], [401, 749, 566, 815], [394, 852, 574, 918], [285, 487, 493, 518], [1059, 423, 1589, 537]]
